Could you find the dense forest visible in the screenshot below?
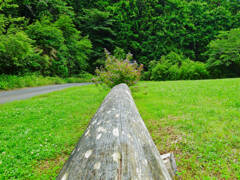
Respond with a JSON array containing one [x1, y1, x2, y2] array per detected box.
[[0, 0, 240, 80]]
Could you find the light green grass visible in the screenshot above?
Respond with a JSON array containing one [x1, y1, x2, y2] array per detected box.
[[0, 74, 93, 90], [0, 85, 108, 179], [0, 79, 239, 179], [132, 79, 240, 179]]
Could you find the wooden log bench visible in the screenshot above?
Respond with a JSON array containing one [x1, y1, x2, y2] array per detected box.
[[57, 84, 176, 180]]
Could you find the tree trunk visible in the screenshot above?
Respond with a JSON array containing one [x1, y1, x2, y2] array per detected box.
[[57, 84, 172, 180]]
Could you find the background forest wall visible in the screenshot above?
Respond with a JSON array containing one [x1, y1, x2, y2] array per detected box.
[[0, 0, 239, 79]]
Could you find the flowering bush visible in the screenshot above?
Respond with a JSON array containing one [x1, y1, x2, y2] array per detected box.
[[94, 49, 143, 88]]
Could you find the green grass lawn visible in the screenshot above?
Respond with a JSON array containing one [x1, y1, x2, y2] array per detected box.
[[0, 85, 108, 179], [0, 79, 239, 179], [133, 79, 240, 179]]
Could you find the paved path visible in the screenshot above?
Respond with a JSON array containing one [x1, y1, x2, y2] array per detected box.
[[0, 83, 92, 104]]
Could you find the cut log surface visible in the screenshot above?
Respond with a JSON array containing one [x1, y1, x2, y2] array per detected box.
[[57, 84, 172, 180]]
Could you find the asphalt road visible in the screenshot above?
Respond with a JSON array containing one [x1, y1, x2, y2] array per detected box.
[[0, 83, 92, 104]]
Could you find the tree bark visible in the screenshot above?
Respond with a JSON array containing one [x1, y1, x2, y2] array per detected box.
[[57, 84, 172, 180]]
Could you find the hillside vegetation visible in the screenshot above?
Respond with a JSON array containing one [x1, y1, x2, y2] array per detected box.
[[0, 74, 93, 90], [0, 0, 240, 79]]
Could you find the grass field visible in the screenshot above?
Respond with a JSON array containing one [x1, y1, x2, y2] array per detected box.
[[0, 79, 239, 179], [133, 79, 240, 179], [0, 85, 108, 179]]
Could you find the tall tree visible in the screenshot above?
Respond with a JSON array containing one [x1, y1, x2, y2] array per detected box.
[[76, 8, 116, 71]]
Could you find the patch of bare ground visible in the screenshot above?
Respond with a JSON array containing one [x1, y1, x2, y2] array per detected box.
[[146, 116, 192, 178], [34, 152, 69, 175]]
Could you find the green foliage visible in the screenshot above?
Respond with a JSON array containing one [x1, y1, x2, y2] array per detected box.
[[16, 0, 74, 20], [108, 0, 239, 67], [0, 0, 240, 79], [0, 31, 35, 74], [26, 16, 92, 77], [179, 60, 209, 80], [76, 8, 115, 71], [0, 74, 92, 90], [26, 19, 67, 76], [149, 52, 209, 80], [0, 0, 25, 35], [0, 1, 91, 77], [53, 15, 92, 75], [94, 49, 143, 88], [206, 28, 240, 78], [27, 19, 64, 52], [113, 47, 126, 60]]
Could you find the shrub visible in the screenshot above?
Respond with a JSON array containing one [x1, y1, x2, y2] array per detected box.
[[141, 71, 151, 80], [168, 64, 181, 80], [151, 63, 169, 80], [149, 52, 209, 81], [66, 72, 94, 83], [0, 74, 92, 90], [179, 60, 209, 80], [77, 72, 94, 80], [0, 32, 35, 74], [94, 49, 143, 88]]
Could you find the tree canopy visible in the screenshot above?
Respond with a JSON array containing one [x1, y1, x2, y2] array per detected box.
[[0, 0, 239, 78]]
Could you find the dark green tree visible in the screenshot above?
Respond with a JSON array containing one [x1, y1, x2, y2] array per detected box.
[[206, 28, 240, 78], [76, 8, 116, 71]]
